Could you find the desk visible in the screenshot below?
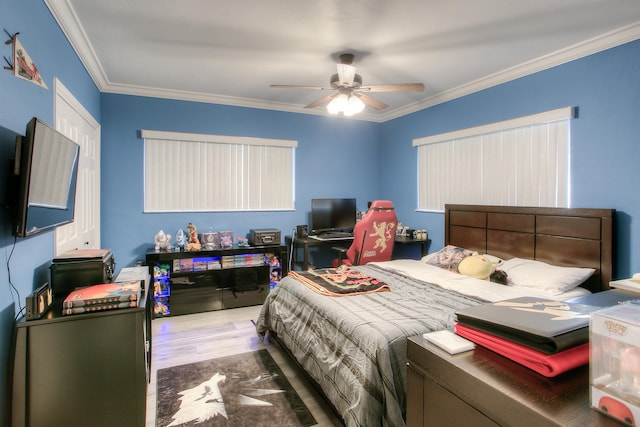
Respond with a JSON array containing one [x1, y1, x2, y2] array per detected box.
[[393, 235, 430, 257], [287, 235, 430, 270], [287, 235, 352, 270]]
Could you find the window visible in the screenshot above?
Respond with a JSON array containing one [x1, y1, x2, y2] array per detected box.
[[141, 130, 297, 212], [413, 107, 574, 212]]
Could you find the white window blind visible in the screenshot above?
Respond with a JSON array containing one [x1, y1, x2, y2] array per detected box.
[[413, 107, 574, 212], [141, 130, 297, 212]]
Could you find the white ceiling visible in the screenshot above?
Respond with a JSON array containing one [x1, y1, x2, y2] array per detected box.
[[46, 0, 640, 122]]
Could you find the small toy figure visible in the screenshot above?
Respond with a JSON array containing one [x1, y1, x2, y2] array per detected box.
[[271, 269, 281, 283], [154, 298, 170, 316], [237, 237, 249, 247], [154, 230, 172, 251], [175, 229, 186, 250], [185, 223, 201, 252]]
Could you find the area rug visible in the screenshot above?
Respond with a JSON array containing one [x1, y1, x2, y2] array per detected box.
[[156, 349, 317, 427]]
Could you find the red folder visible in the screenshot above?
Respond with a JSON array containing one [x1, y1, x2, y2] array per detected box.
[[454, 323, 589, 377]]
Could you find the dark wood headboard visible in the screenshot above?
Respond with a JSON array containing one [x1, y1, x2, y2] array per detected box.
[[444, 205, 615, 293]]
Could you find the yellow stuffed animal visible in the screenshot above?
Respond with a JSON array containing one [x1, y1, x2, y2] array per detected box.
[[458, 254, 493, 280]]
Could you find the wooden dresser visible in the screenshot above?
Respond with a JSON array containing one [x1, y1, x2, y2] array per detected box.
[[406, 335, 621, 427], [12, 268, 151, 427]]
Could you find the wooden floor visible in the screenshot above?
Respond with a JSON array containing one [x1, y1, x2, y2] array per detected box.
[[146, 305, 343, 427]]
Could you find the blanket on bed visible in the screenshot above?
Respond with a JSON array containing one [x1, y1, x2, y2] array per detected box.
[[256, 263, 487, 427], [289, 267, 390, 296]]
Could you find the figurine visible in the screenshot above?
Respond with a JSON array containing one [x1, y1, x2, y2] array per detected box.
[[175, 229, 186, 250], [185, 222, 201, 252], [237, 237, 249, 248], [154, 230, 172, 251]]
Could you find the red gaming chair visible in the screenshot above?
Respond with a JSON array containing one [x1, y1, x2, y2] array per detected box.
[[333, 200, 397, 267]]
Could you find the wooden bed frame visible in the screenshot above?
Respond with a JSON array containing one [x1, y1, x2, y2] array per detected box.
[[264, 205, 616, 426], [445, 204, 615, 293]]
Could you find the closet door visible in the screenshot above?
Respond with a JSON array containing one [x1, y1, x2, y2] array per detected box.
[[54, 78, 101, 255]]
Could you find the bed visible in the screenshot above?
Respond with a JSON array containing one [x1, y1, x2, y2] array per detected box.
[[256, 204, 615, 427]]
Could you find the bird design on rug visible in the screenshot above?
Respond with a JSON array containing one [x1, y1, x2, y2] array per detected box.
[[168, 373, 227, 426], [168, 371, 286, 425]]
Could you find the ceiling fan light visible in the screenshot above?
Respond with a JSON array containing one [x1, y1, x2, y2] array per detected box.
[[327, 93, 349, 114], [344, 95, 365, 116]]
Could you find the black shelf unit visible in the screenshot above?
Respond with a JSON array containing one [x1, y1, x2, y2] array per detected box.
[[145, 245, 287, 317]]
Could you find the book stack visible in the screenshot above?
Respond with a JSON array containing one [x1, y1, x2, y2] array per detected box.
[[454, 297, 597, 377], [62, 280, 142, 316]]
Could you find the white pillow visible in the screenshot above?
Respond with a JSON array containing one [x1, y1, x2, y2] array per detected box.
[[499, 257, 595, 295]]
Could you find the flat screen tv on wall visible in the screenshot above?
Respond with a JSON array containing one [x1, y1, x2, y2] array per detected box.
[[9, 117, 80, 238]]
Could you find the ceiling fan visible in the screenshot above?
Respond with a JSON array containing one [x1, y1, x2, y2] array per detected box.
[[270, 53, 425, 115]]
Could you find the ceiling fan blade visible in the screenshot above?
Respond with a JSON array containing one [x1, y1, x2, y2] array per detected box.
[[336, 63, 356, 87], [361, 83, 425, 93], [270, 84, 332, 90], [304, 94, 335, 109], [355, 93, 388, 110]]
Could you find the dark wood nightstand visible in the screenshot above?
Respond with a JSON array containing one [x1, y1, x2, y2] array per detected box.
[[406, 335, 620, 427]]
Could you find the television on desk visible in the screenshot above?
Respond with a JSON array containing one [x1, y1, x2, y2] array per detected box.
[[310, 198, 356, 234]]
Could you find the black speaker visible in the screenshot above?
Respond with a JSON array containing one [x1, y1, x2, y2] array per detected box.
[[296, 225, 308, 238]]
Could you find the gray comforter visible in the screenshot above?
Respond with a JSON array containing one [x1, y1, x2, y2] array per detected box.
[[255, 264, 486, 427]]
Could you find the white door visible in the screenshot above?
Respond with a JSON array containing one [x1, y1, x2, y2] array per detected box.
[[54, 78, 101, 256]]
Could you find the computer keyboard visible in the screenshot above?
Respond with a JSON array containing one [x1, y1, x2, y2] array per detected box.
[[310, 231, 353, 240]]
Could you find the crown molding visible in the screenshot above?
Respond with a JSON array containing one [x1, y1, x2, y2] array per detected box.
[[103, 81, 379, 122], [378, 21, 640, 122], [45, 0, 110, 89], [46, 0, 640, 124]]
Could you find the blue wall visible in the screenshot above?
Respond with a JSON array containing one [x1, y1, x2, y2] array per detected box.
[[0, 0, 101, 423], [101, 40, 640, 274], [100, 95, 381, 267], [1, 1, 640, 424], [380, 39, 640, 279]]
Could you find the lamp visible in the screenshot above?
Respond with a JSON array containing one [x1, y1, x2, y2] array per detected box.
[[327, 93, 349, 114], [327, 93, 365, 116], [345, 95, 365, 116]]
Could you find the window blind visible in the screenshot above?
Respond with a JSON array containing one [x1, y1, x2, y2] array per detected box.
[[413, 107, 574, 212], [142, 130, 297, 212]]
